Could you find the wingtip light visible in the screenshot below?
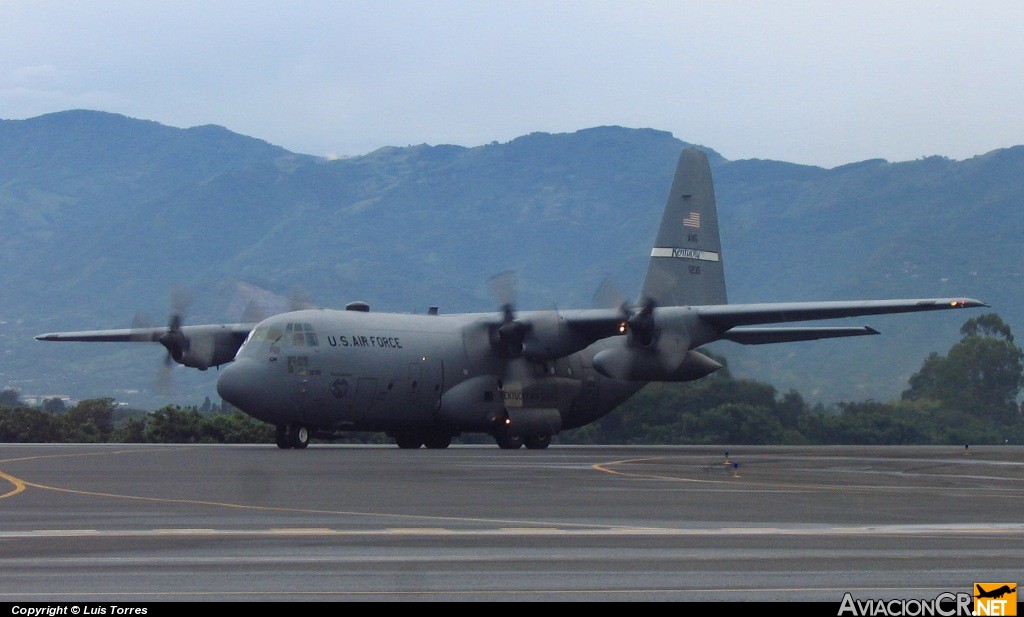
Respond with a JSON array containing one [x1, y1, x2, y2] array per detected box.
[[950, 299, 988, 308], [950, 299, 979, 308]]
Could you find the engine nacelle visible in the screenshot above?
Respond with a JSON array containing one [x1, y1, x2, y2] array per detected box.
[[438, 375, 508, 430], [592, 348, 722, 382], [170, 326, 247, 370]]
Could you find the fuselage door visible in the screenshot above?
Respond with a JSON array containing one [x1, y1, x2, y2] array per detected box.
[[353, 378, 378, 420], [421, 358, 442, 411], [408, 363, 421, 401], [417, 356, 444, 413]]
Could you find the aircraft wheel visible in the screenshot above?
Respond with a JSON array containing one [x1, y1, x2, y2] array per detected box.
[[275, 425, 291, 449], [494, 428, 523, 450], [394, 433, 424, 449], [523, 434, 551, 450], [423, 433, 452, 449], [288, 422, 310, 449]]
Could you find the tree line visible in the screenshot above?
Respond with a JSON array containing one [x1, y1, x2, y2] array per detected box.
[[2, 314, 1022, 445]]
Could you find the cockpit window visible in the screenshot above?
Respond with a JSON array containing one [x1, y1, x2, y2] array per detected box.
[[247, 326, 285, 344], [245, 323, 317, 349], [284, 323, 318, 347]]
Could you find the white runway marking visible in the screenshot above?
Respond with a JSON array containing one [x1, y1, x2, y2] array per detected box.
[[3, 522, 1023, 539]]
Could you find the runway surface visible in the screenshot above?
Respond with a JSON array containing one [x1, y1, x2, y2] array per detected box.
[[1, 443, 1021, 602]]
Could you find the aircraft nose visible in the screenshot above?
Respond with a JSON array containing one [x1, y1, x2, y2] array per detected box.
[[216, 358, 259, 411]]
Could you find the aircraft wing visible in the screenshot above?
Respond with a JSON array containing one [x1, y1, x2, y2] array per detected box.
[[37, 327, 166, 342], [35, 323, 255, 342], [694, 298, 987, 328], [721, 326, 879, 345], [510, 298, 985, 360], [35, 323, 256, 370]]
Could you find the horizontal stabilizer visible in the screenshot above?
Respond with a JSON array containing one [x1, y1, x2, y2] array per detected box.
[[722, 326, 880, 345]]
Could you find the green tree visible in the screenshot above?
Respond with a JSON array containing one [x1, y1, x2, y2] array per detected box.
[[0, 407, 61, 442], [203, 410, 275, 443], [824, 400, 929, 445], [145, 405, 206, 443], [110, 417, 147, 443], [41, 398, 67, 414], [558, 350, 814, 445], [0, 389, 20, 408], [708, 403, 787, 444], [903, 313, 1023, 427], [61, 398, 116, 442]]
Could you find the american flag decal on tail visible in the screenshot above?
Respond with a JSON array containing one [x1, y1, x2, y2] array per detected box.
[[683, 211, 701, 228]]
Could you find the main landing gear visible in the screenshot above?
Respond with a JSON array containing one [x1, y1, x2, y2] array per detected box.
[[393, 430, 454, 449], [276, 422, 310, 449], [493, 426, 551, 450]]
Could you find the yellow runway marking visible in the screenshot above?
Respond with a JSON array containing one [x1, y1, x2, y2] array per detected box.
[[0, 467, 26, 499], [3, 447, 1019, 533], [0, 447, 645, 531], [591, 455, 827, 491], [591, 455, 1021, 495], [1, 446, 187, 500], [592, 456, 734, 485]]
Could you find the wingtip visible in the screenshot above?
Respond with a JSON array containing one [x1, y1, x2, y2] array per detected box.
[[951, 299, 988, 308]]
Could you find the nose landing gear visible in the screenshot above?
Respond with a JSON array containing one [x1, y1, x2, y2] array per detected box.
[[276, 422, 310, 449]]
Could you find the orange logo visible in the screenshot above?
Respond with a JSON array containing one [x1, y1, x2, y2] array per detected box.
[[974, 583, 1017, 616]]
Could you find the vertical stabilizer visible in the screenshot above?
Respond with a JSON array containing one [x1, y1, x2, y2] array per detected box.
[[639, 148, 727, 307]]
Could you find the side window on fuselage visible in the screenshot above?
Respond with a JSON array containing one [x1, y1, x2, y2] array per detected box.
[[287, 355, 309, 375]]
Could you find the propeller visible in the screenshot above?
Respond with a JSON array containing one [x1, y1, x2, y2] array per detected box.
[[589, 277, 693, 380], [591, 275, 656, 347], [231, 282, 316, 324], [486, 271, 565, 360], [127, 312, 172, 395], [288, 286, 314, 312], [126, 287, 194, 395], [157, 287, 192, 363], [482, 270, 566, 438], [132, 283, 279, 395], [488, 271, 528, 358], [591, 275, 626, 311], [624, 296, 657, 347], [148, 287, 190, 394]]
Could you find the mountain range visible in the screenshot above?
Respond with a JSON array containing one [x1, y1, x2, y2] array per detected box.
[[1, 110, 1019, 410]]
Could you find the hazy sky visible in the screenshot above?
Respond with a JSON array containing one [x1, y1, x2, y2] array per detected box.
[[2, 1, 1022, 168]]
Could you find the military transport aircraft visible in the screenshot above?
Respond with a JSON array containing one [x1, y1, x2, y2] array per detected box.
[[36, 148, 986, 450]]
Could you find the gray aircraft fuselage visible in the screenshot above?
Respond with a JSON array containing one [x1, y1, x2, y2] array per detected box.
[[216, 308, 642, 439]]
